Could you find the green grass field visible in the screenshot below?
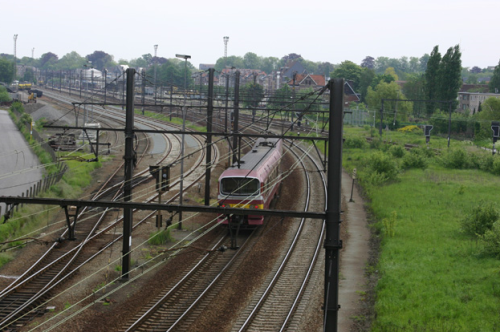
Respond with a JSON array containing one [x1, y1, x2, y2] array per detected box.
[[342, 125, 500, 331]]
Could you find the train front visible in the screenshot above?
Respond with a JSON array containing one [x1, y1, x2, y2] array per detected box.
[[217, 172, 264, 229]]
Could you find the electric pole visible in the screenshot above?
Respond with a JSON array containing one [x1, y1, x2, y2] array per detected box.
[[13, 34, 18, 81], [154, 44, 158, 105], [223, 36, 229, 68]]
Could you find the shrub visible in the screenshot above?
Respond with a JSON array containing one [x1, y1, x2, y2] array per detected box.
[[401, 151, 428, 170], [397, 125, 420, 133], [481, 221, 500, 258], [492, 158, 500, 175], [369, 139, 382, 150], [460, 201, 499, 237], [366, 152, 399, 183], [389, 145, 406, 158], [148, 229, 173, 245], [439, 148, 471, 169], [344, 137, 366, 149]]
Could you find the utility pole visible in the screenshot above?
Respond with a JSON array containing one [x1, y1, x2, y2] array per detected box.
[[175, 54, 191, 229], [324, 78, 344, 331], [292, 72, 297, 131], [141, 69, 146, 115], [232, 71, 240, 165], [103, 69, 107, 103], [223, 36, 229, 67], [225, 73, 229, 132], [205, 68, 214, 205], [13, 34, 18, 81], [122, 68, 135, 280], [154, 44, 158, 105]]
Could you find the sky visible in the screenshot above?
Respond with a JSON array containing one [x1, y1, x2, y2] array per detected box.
[[2, 0, 499, 70]]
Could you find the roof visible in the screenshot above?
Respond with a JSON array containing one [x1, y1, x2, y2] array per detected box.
[[219, 138, 282, 181], [287, 74, 326, 87], [459, 84, 489, 93]]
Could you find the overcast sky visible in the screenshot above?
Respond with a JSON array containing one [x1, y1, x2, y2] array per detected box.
[[2, 0, 499, 70]]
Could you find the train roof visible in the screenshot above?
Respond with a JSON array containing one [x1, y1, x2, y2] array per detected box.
[[223, 138, 281, 177]]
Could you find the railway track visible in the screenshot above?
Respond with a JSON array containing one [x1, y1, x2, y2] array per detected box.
[[0, 89, 222, 331], [5, 86, 328, 331], [115, 119, 326, 331]]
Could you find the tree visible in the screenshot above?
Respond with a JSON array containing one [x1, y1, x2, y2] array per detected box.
[[466, 74, 479, 84], [419, 53, 430, 72], [358, 68, 375, 102], [296, 88, 321, 113], [0, 86, 11, 103], [470, 66, 482, 74], [214, 55, 244, 72], [39, 52, 58, 69], [241, 82, 264, 109], [281, 53, 302, 66], [56, 51, 86, 70], [408, 57, 420, 73], [384, 67, 399, 81], [403, 74, 426, 116], [424, 46, 441, 115], [243, 52, 260, 69], [361, 56, 375, 69], [260, 57, 280, 74], [374, 56, 390, 74], [268, 84, 292, 110], [489, 59, 500, 93], [474, 97, 500, 138], [370, 74, 394, 89], [366, 81, 413, 124], [86, 51, 114, 70], [317, 62, 334, 78], [330, 61, 363, 91], [22, 68, 35, 83], [437, 45, 462, 110], [0, 58, 14, 83]]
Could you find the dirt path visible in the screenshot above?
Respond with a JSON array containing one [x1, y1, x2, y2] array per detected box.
[[339, 170, 370, 331]]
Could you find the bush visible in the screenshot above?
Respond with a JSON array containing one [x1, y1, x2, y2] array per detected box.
[[369, 139, 382, 150], [366, 152, 399, 183], [397, 125, 420, 133], [389, 145, 406, 158], [344, 137, 366, 149], [401, 151, 428, 170], [148, 229, 173, 245], [439, 148, 471, 169], [492, 158, 500, 175], [460, 201, 499, 237], [481, 221, 500, 258]]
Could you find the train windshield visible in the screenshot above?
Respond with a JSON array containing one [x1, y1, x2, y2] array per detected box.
[[221, 178, 260, 196]]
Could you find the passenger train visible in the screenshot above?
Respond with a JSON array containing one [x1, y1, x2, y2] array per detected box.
[[218, 137, 283, 228]]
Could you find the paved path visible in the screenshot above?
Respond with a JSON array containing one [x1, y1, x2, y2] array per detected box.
[[0, 110, 42, 216], [338, 170, 370, 331]]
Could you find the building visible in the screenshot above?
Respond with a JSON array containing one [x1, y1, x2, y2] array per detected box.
[[457, 91, 500, 114]]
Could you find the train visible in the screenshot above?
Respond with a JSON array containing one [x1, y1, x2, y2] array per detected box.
[[218, 137, 283, 228], [18, 82, 32, 90]]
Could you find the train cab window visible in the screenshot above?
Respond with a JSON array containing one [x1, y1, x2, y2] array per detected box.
[[221, 178, 260, 196]]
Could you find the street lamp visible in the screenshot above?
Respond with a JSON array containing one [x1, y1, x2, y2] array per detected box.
[[154, 45, 158, 105], [223, 36, 229, 67], [175, 54, 191, 97], [174, 53, 191, 229]]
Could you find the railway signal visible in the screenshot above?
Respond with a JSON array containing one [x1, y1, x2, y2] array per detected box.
[[149, 165, 170, 192], [492, 121, 499, 155], [423, 125, 433, 145], [150, 165, 170, 229]]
